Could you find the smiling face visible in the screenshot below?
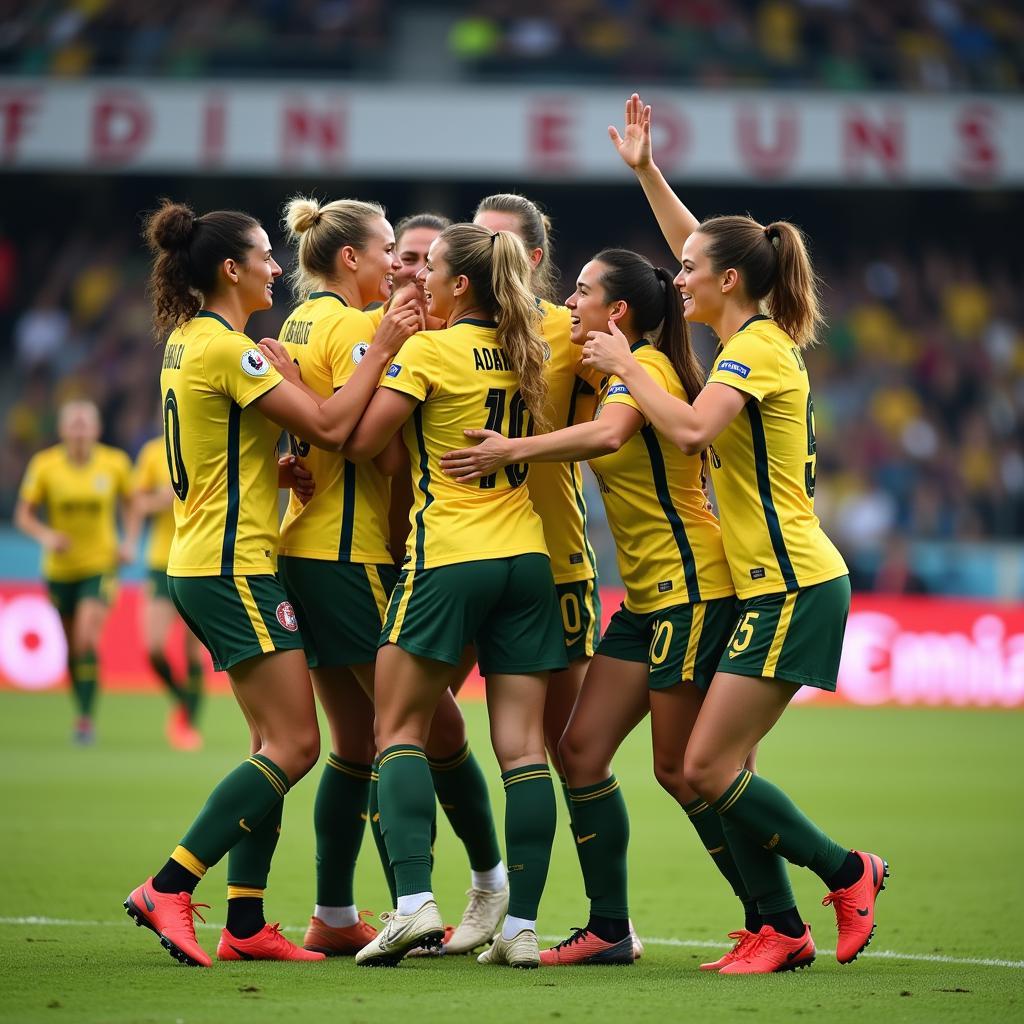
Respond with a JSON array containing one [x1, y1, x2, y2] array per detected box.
[[238, 226, 282, 312], [674, 231, 724, 326], [394, 225, 441, 289], [565, 260, 616, 345], [351, 216, 400, 306], [418, 238, 462, 322]]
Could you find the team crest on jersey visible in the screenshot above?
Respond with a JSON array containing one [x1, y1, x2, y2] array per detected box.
[[93, 475, 110, 492], [275, 601, 299, 632], [352, 342, 369, 363], [241, 349, 270, 377]]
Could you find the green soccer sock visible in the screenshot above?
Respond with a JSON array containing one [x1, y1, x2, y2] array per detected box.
[[556, 771, 576, 833], [227, 797, 283, 890], [184, 659, 204, 724], [314, 754, 372, 906], [70, 652, 98, 717], [368, 759, 397, 906], [503, 764, 556, 920], [720, 815, 796, 915], [430, 743, 502, 872], [568, 775, 629, 920], [712, 769, 848, 884], [178, 754, 289, 868], [682, 797, 761, 925], [377, 745, 435, 898], [149, 652, 185, 705]]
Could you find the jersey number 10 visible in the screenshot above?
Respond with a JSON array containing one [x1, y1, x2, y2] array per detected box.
[[479, 387, 532, 490]]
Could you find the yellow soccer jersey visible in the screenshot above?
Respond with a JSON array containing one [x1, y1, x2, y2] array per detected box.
[[706, 315, 848, 598], [160, 311, 283, 577], [589, 341, 734, 614], [19, 442, 132, 582], [278, 292, 391, 563], [133, 436, 175, 571], [381, 318, 548, 570], [528, 299, 598, 585]]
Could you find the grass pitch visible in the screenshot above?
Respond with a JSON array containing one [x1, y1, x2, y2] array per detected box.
[[2, 691, 1021, 1024]]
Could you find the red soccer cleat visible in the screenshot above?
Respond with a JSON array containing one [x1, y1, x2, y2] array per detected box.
[[217, 922, 326, 961], [718, 924, 815, 975], [700, 929, 759, 971], [167, 706, 202, 752], [539, 927, 634, 966], [822, 851, 889, 964], [124, 878, 211, 967], [303, 913, 379, 956]]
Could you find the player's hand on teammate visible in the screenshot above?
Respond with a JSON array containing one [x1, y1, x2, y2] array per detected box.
[[374, 294, 424, 357], [582, 319, 634, 378], [278, 454, 315, 505], [257, 337, 299, 382], [609, 93, 653, 172], [440, 428, 513, 483]]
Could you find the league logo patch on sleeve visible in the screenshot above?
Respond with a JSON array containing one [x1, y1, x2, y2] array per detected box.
[[351, 342, 369, 363], [241, 349, 270, 377], [386, 363, 401, 378], [716, 359, 751, 379], [275, 601, 299, 632], [607, 383, 631, 396]]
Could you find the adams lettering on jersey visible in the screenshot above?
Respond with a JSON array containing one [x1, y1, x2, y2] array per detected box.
[[716, 359, 751, 379], [473, 347, 512, 372], [162, 344, 185, 370], [282, 319, 313, 346]]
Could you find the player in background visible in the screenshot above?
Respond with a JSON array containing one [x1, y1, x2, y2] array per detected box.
[[443, 248, 756, 965], [272, 223, 567, 968], [130, 431, 205, 751], [15, 400, 134, 745], [124, 199, 419, 968], [580, 94, 887, 974]]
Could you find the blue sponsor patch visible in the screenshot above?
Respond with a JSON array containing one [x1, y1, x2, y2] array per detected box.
[[717, 359, 751, 379], [607, 383, 631, 396], [386, 363, 401, 378]]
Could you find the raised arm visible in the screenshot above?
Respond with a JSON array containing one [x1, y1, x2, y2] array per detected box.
[[609, 93, 700, 261], [439, 404, 642, 483]]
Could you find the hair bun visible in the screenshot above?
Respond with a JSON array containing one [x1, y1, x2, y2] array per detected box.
[[148, 199, 196, 252], [285, 197, 323, 236]]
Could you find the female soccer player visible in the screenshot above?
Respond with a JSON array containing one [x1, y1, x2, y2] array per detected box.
[[131, 431, 205, 750], [300, 223, 566, 969], [393, 212, 450, 291], [15, 400, 133, 745], [123, 199, 420, 968], [578, 94, 888, 974], [273, 195, 505, 956], [442, 248, 763, 965]]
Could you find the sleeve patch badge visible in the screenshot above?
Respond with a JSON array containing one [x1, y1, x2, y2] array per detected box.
[[386, 363, 402, 378], [716, 359, 751, 379], [607, 383, 631, 396], [241, 349, 270, 377]]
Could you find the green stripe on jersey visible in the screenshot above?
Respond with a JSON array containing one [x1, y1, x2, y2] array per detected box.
[[220, 402, 242, 576], [745, 403, 797, 591], [567, 375, 598, 578], [412, 405, 433, 571], [338, 460, 356, 561]]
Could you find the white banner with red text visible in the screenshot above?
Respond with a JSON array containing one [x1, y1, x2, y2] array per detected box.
[[1, 80, 1021, 186], [0, 583, 1021, 708]]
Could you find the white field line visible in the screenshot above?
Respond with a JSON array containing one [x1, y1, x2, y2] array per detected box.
[[2, 916, 1022, 971]]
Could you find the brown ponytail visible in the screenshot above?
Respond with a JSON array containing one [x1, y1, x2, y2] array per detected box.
[[440, 222, 549, 430], [699, 215, 825, 348], [143, 198, 260, 337]]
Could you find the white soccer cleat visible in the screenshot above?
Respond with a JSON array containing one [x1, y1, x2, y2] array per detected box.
[[477, 928, 540, 969], [354, 901, 444, 967], [443, 885, 510, 955]]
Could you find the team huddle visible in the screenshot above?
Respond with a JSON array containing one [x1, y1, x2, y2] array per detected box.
[[20, 96, 887, 975]]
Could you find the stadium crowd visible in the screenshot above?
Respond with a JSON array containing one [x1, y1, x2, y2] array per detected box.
[[0, 0, 1019, 91], [2, 216, 1021, 589]]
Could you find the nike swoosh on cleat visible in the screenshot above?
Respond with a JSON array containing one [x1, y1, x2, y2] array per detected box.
[[786, 941, 810, 962], [239, 819, 252, 832], [576, 833, 597, 845], [228, 944, 256, 960], [142, 888, 155, 912], [856, 908, 870, 917]]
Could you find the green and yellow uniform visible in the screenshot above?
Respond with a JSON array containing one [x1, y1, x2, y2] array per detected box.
[[379, 318, 566, 675], [277, 291, 397, 667], [530, 299, 600, 660], [706, 315, 850, 689], [160, 310, 304, 671], [19, 442, 131, 616], [588, 341, 735, 689], [133, 436, 175, 600]]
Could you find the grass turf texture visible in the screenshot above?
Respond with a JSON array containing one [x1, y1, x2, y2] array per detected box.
[[1, 692, 1021, 1024]]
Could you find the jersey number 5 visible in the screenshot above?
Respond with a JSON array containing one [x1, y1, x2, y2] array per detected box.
[[163, 389, 189, 501], [480, 387, 532, 489]]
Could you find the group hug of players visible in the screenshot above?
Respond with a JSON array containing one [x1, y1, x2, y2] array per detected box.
[[19, 96, 887, 974]]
